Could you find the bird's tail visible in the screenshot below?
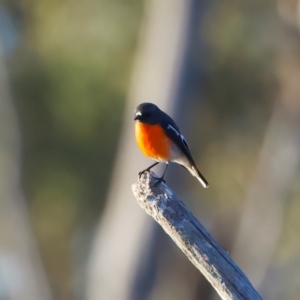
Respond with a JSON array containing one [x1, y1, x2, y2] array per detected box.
[[174, 156, 209, 188], [190, 165, 209, 188]]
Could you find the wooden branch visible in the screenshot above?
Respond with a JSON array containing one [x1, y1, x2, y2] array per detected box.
[[132, 172, 262, 300]]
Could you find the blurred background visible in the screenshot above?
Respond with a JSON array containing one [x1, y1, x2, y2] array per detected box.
[[1, 0, 300, 299]]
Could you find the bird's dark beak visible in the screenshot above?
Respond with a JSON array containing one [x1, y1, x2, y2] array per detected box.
[[134, 115, 139, 120]]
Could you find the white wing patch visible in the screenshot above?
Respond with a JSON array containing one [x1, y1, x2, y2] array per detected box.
[[167, 124, 190, 152]]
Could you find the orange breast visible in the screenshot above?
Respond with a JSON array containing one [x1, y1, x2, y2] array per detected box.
[[135, 122, 171, 161]]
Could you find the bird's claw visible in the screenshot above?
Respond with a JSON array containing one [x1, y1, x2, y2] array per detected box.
[[138, 170, 165, 186], [152, 177, 165, 187], [138, 170, 147, 178]]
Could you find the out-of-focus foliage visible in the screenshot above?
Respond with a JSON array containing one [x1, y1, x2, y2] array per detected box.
[[197, 0, 280, 208], [2, 0, 300, 299], [6, 0, 143, 297]]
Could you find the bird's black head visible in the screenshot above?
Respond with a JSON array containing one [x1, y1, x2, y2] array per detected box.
[[134, 102, 159, 124]]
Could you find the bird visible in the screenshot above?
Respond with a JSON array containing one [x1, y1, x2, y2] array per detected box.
[[134, 102, 209, 188]]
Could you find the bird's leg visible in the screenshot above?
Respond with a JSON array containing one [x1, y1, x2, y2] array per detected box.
[[153, 163, 169, 186], [138, 162, 159, 177]]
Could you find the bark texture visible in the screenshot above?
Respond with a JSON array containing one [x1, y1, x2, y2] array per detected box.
[[132, 172, 262, 300]]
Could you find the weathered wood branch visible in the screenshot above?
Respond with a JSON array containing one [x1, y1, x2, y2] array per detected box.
[[132, 172, 262, 300]]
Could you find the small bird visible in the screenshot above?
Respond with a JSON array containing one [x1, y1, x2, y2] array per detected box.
[[134, 102, 209, 188]]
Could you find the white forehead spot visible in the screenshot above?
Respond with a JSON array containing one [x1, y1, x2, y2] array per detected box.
[[136, 111, 142, 117]]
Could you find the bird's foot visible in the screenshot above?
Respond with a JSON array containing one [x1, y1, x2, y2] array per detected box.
[[138, 170, 165, 186], [152, 177, 165, 187], [138, 162, 160, 178], [138, 169, 148, 178]]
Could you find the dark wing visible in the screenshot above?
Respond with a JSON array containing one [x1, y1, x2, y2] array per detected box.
[[159, 112, 195, 165], [159, 110, 209, 188]]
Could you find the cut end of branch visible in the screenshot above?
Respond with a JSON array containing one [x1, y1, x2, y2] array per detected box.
[[131, 171, 178, 220], [132, 171, 168, 196]]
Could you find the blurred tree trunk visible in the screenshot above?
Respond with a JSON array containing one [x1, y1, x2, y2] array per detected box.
[[0, 39, 52, 299], [231, 29, 300, 300], [87, 0, 210, 299], [231, 103, 300, 287]]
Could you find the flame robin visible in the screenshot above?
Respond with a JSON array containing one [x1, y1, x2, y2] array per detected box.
[[134, 102, 209, 188]]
